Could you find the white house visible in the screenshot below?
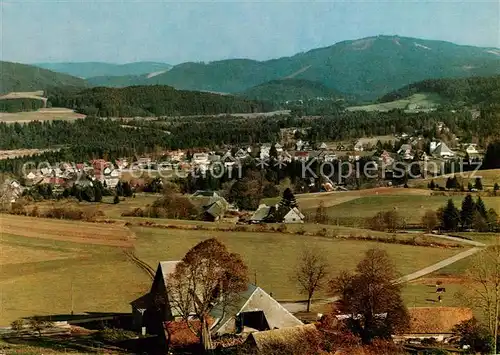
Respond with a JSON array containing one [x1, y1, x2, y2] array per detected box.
[[465, 144, 479, 155], [431, 141, 455, 158], [192, 152, 210, 165], [283, 207, 305, 224]]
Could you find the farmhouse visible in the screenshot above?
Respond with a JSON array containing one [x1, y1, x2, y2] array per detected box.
[[131, 262, 302, 337], [395, 307, 473, 343], [250, 204, 305, 224], [243, 324, 317, 353]]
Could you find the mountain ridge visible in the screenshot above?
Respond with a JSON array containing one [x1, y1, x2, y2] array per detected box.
[[83, 35, 500, 100]]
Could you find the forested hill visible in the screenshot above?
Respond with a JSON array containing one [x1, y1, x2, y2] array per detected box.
[[47, 85, 273, 117], [84, 36, 500, 100], [239, 79, 348, 102], [0, 61, 86, 94], [379, 76, 500, 106]]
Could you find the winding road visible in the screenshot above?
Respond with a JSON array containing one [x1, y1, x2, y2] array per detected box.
[[280, 233, 487, 313]]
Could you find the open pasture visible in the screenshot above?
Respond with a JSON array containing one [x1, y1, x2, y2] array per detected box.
[[0, 108, 85, 123], [132, 226, 463, 301]]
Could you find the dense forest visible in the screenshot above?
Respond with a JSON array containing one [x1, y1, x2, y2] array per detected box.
[[239, 79, 347, 103], [47, 85, 273, 116], [379, 76, 500, 106], [0, 106, 492, 176], [0, 98, 45, 112]]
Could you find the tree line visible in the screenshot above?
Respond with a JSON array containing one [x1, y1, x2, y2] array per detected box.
[[0, 98, 45, 113]]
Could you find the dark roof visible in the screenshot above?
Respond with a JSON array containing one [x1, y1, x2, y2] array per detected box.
[[205, 200, 227, 218], [210, 283, 258, 334]]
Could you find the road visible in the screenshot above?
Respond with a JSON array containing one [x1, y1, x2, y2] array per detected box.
[[280, 233, 486, 313]]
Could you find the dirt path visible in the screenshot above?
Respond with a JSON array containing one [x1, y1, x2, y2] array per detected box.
[[281, 233, 486, 313]]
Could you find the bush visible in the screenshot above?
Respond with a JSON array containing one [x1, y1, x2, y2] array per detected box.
[[367, 210, 404, 232], [11, 319, 25, 332], [316, 228, 329, 237], [94, 328, 138, 342], [276, 224, 287, 233], [296, 226, 306, 235]]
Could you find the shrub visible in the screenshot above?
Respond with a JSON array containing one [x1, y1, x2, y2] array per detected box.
[[296, 226, 306, 235], [94, 328, 138, 342], [316, 228, 329, 237], [276, 224, 287, 233], [11, 319, 25, 332]]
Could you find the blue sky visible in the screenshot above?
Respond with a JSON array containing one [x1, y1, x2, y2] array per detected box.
[[1, 0, 499, 64]]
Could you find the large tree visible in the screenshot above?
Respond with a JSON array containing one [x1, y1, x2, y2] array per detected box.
[[167, 238, 248, 352], [330, 248, 409, 344], [293, 248, 329, 312], [441, 199, 461, 231], [461, 194, 476, 230], [461, 242, 500, 354]]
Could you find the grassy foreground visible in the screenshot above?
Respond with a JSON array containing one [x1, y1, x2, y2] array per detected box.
[[0, 213, 466, 324]]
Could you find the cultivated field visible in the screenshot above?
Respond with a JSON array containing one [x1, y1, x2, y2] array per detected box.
[[0, 213, 468, 325], [347, 92, 442, 112], [0, 108, 85, 123]]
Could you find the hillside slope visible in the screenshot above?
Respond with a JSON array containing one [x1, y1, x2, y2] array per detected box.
[[92, 36, 500, 100], [239, 78, 347, 102], [0, 61, 86, 94], [34, 62, 172, 79], [48, 85, 273, 117], [378, 75, 500, 106]]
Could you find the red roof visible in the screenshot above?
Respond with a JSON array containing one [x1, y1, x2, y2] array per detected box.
[[295, 151, 309, 157]]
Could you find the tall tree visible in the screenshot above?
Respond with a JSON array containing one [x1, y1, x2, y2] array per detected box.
[[475, 196, 488, 219], [474, 177, 483, 191], [279, 187, 298, 209], [293, 248, 329, 312], [330, 249, 409, 344], [167, 238, 248, 352], [315, 200, 328, 224], [461, 194, 476, 229]]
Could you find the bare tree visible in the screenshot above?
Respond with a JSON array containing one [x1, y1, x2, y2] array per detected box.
[[167, 238, 248, 353], [462, 239, 500, 354], [293, 248, 329, 312]]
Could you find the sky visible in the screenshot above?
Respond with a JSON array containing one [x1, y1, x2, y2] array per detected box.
[[1, 0, 499, 64]]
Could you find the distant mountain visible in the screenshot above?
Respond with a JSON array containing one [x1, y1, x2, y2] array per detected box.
[[239, 78, 348, 102], [0, 61, 86, 94], [34, 62, 172, 79], [91, 36, 500, 100]]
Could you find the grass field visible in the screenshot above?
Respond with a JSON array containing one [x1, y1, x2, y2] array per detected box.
[[316, 194, 500, 226], [0, 108, 85, 123], [411, 169, 500, 190], [0, 213, 467, 325], [132, 226, 463, 301], [347, 93, 442, 112]]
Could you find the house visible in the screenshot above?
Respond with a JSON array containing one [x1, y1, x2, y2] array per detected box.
[[131, 262, 303, 336], [235, 148, 249, 160], [294, 151, 309, 162], [242, 324, 316, 353], [26, 172, 36, 180], [377, 150, 395, 166], [202, 196, 229, 222], [192, 152, 210, 166], [353, 140, 364, 152], [397, 144, 414, 160], [323, 153, 337, 162], [274, 143, 283, 152], [336, 143, 346, 151], [250, 204, 304, 224], [277, 151, 293, 164], [295, 139, 304, 151], [430, 141, 455, 158], [282, 207, 304, 224], [396, 307, 473, 343], [319, 142, 328, 150], [465, 144, 479, 155], [250, 205, 275, 224], [259, 144, 271, 160]]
